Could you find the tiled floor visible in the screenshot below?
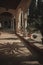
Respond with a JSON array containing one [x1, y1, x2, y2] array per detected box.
[[0, 32, 41, 65]]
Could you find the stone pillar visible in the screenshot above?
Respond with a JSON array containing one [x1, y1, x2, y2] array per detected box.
[[25, 19, 27, 36], [13, 19, 14, 31], [18, 11, 21, 33], [23, 12, 27, 37], [23, 13, 25, 37], [0, 23, 1, 28], [11, 20, 13, 31], [11, 17, 15, 32]]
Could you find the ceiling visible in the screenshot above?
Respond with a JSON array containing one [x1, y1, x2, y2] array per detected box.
[[0, 0, 21, 9]]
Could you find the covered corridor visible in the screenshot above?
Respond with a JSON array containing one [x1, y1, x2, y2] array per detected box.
[[0, 0, 43, 65]]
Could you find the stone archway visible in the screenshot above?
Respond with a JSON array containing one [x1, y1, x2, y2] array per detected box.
[[0, 12, 12, 30], [0, 12, 16, 32]]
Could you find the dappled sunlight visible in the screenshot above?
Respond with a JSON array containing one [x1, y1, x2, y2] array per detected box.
[[0, 42, 32, 57], [0, 32, 18, 38], [0, 32, 21, 44], [21, 61, 40, 65], [33, 43, 43, 49], [0, 32, 41, 65], [0, 32, 32, 57]]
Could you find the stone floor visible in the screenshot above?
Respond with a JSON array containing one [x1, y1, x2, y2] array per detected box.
[[0, 32, 41, 65]]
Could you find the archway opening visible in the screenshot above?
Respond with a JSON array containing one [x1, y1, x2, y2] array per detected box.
[[0, 12, 16, 32], [0, 12, 12, 30]]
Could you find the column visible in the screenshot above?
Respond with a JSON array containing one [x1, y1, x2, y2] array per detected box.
[[23, 13, 27, 37], [21, 11, 25, 35], [25, 19, 27, 36], [23, 13, 25, 37], [11, 20, 13, 31], [13, 19, 14, 31]]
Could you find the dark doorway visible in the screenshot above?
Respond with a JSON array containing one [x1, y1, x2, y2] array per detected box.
[[3, 21, 11, 29], [0, 12, 12, 31]]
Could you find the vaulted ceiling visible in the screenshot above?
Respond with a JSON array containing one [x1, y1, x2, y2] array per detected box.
[[0, 0, 21, 9]]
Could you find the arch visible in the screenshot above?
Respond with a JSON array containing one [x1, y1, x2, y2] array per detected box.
[[0, 12, 16, 32], [0, 12, 13, 17]]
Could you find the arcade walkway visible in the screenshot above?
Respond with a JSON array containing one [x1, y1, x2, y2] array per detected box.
[[0, 32, 41, 65]]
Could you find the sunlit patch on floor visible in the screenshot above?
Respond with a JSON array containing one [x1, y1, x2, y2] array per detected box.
[[0, 32, 32, 57], [21, 61, 40, 65]]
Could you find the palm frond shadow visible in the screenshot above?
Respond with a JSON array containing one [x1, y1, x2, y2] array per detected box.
[[0, 42, 28, 55]]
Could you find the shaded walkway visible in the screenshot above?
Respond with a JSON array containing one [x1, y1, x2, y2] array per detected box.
[[0, 32, 41, 65]]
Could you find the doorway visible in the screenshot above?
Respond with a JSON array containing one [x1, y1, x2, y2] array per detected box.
[[0, 12, 12, 31]]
